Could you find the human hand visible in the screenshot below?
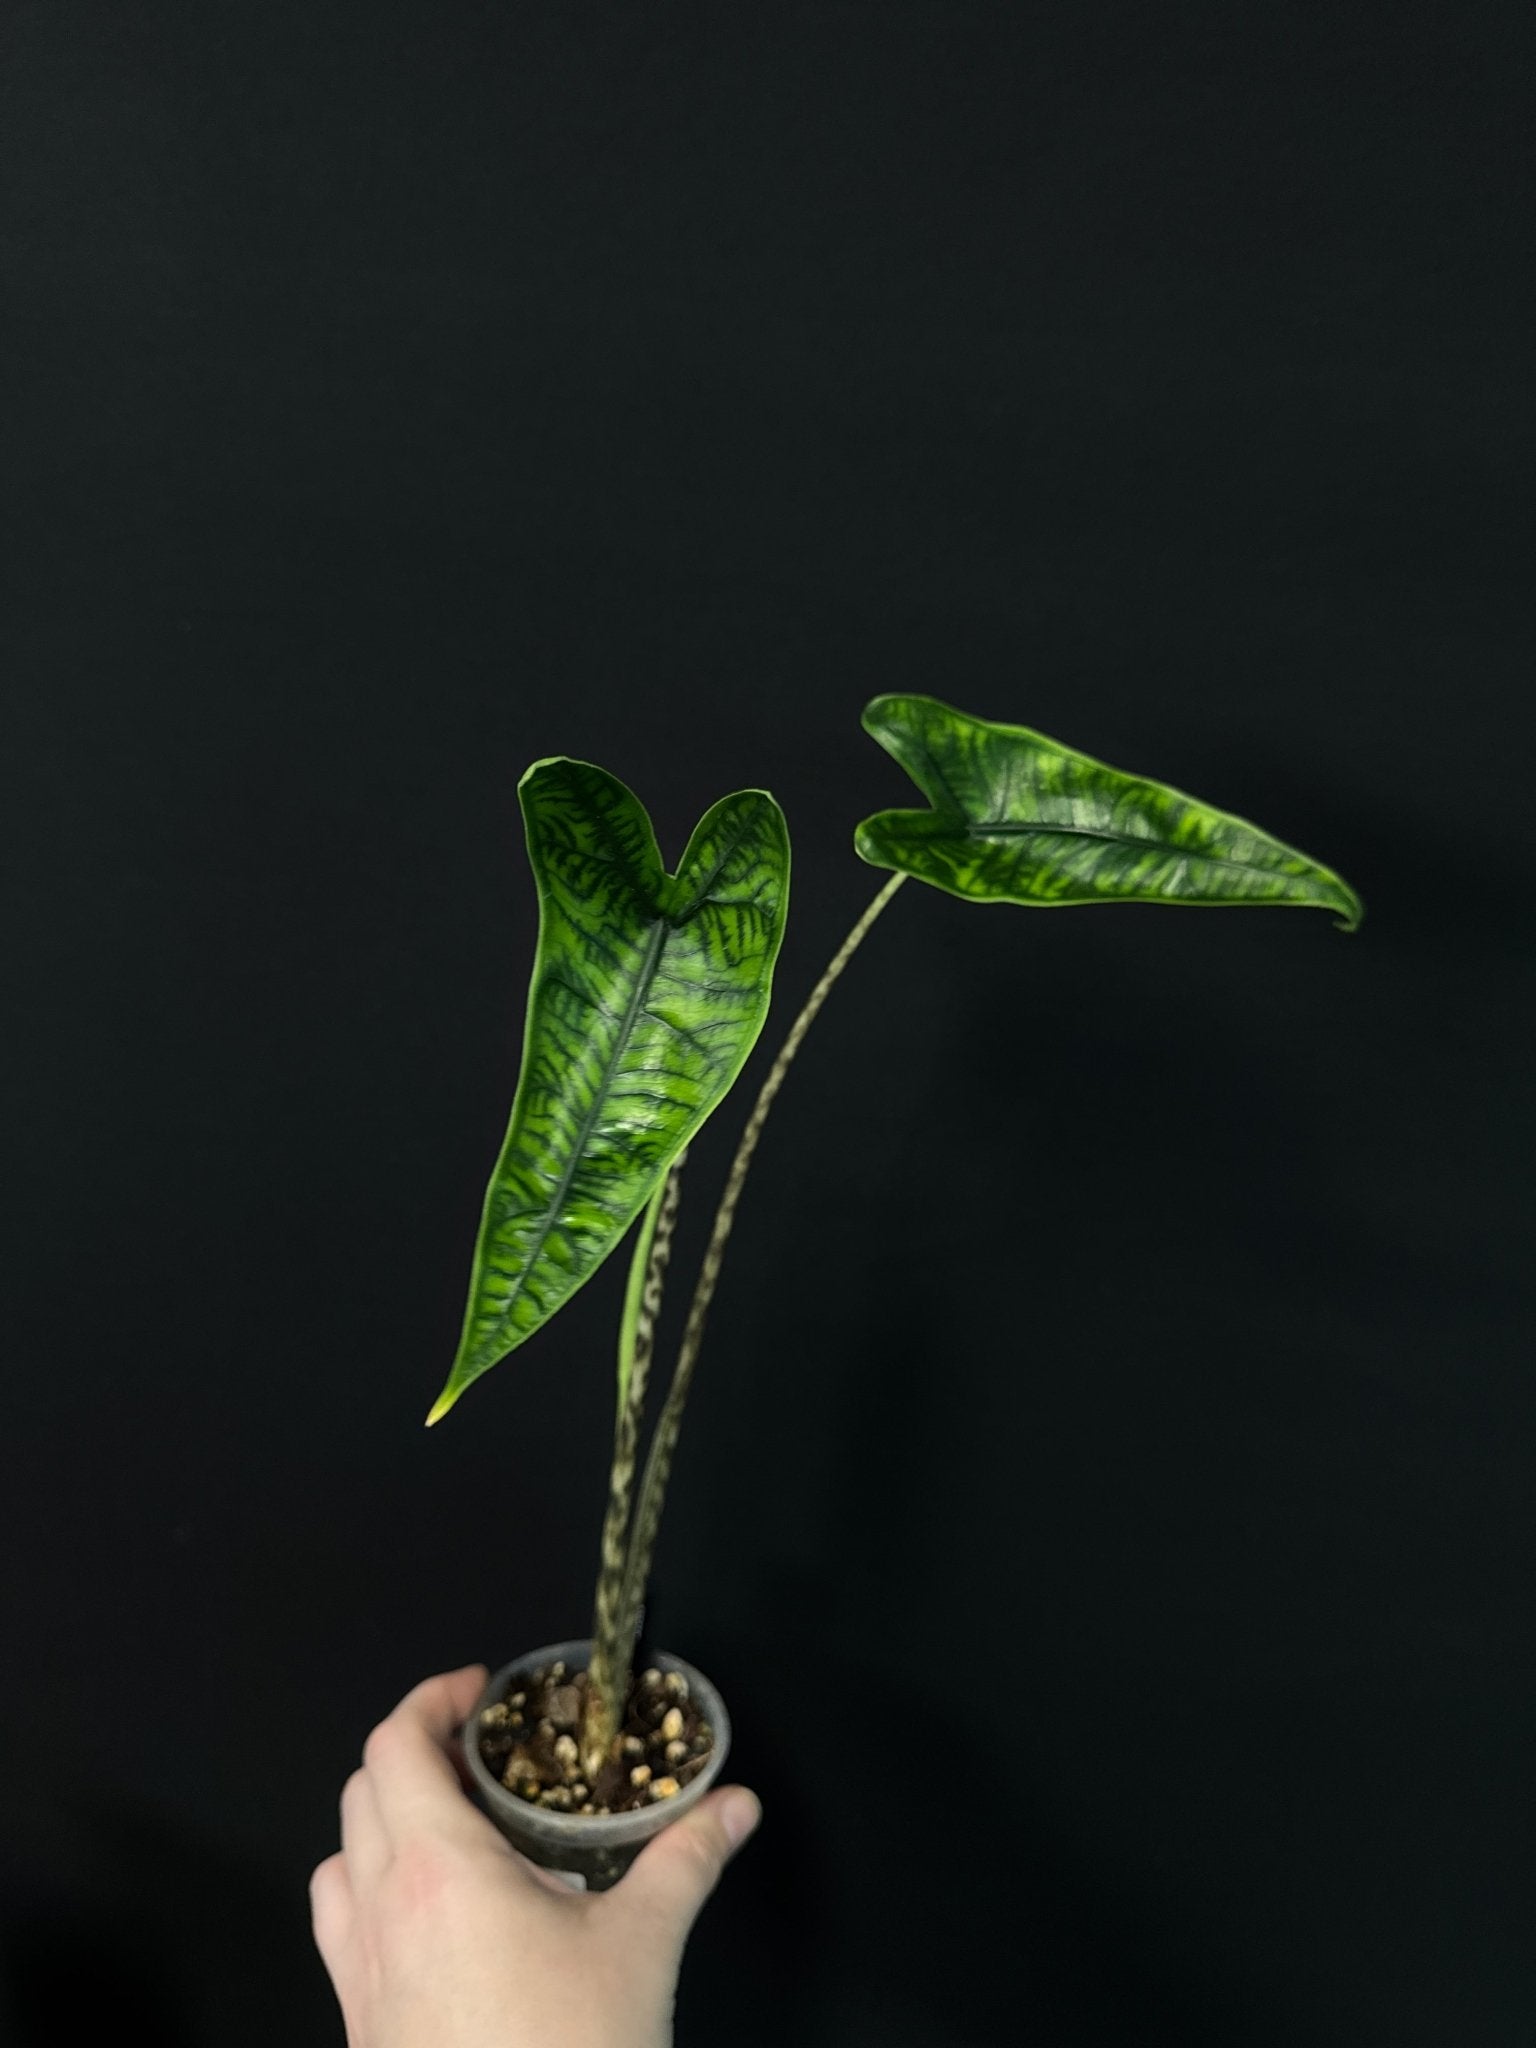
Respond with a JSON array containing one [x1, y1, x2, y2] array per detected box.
[[309, 1663, 762, 2048]]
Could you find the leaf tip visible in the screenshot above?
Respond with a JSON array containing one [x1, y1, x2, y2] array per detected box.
[[424, 1387, 458, 1428], [1328, 881, 1365, 934]]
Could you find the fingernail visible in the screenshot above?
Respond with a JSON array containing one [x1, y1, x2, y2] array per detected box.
[[720, 1789, 762, 1849]]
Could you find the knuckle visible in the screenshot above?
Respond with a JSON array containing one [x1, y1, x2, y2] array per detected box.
[[309, 1854, 351, 1958], [361, 1717, 397, 1768], [411, 1673, 450, 1714]]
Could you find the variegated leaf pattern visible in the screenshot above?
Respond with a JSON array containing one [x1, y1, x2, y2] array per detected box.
[[855, 694, 1362, 929], [427, 759, 790, 1423]]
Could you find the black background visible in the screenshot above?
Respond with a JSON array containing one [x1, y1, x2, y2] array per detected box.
[[3, 3, 1532, 2043]]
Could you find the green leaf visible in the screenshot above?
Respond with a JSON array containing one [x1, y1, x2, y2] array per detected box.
[[427, 759, 790, 1424], [855, 694, 1362, 929]]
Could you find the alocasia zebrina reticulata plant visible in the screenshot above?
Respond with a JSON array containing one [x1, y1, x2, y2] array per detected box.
[[427, 694, 1361, 1781]]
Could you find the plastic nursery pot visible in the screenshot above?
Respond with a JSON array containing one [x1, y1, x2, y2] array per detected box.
[[462, 1638, 732, 1892]]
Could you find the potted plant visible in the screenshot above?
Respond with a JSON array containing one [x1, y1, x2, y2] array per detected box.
[[427, 692, 1361, 1889]]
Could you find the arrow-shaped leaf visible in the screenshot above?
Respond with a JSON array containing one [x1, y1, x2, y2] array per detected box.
[[427, 758, 790, 1424], [855, 694, 1362, 928]]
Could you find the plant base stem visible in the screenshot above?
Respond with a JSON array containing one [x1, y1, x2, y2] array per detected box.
[[579, 1156, 687, 1780]]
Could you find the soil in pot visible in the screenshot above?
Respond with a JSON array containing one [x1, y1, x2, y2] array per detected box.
[[475, 1661, 716, 1817]]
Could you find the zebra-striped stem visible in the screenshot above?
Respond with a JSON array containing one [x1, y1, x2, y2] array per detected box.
[[579, 1150, 689, 1782], [614, 872, 907, 1653]]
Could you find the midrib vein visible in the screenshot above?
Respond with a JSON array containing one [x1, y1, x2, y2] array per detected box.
[[962, 817, 1284, 873], [480, 917, 671, 1345]]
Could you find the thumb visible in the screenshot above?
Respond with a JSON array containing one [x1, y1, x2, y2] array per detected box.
[[613, 1786, 762, 1939]]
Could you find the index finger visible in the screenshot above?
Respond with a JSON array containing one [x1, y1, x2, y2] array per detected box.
[[394, 1663, 490, 1744], [362, 1663, 491, 1842]]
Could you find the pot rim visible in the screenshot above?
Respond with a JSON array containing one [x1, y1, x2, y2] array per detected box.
[[462, 1637, 733, 1846]]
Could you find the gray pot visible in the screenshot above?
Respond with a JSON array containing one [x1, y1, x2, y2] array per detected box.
[[462, 1638, 732, 1891]]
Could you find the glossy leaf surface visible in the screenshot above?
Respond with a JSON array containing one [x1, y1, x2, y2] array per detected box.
[[427, 760, 790, 1423], [855, 694, 1362, 928]]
